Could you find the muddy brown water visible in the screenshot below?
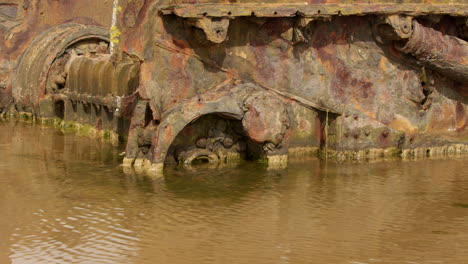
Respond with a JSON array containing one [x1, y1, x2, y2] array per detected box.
[[0, 121, 467, 264]]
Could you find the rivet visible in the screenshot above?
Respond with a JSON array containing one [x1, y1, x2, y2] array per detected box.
[[382, 130, 390, 138]]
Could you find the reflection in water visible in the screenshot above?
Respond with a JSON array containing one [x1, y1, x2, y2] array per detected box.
[[0, 121, 467, 264]]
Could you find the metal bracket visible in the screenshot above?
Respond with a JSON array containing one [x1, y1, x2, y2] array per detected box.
[[188, 17, 230, 44], [292, 17, 315, 44], [374, 15, 413, 43]]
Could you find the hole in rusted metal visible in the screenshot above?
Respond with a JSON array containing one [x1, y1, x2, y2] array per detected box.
[[83, 103, 91, 114], [54, 100, 64, 119], [104, 106, 114, 122], [93, 104, 101, 117], [144, 104, 153, 127], [274, 11, 278, 15], [251, 11, 255, 16], [382, 130, 389, 138], [317, 10, 321, 14], [227, 11, 232, 15], [192, 156, 211, 165], [71, 100, 77, 112], [420, 82, 431, 107]]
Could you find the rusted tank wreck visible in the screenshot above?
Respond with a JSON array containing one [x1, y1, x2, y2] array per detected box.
[[0, 0, 467, 174]]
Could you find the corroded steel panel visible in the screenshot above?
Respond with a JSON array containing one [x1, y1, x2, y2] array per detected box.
[[162, 2, 468, 18], [117, 0, 467, 172], [0, 0, 113, 112], [1, 0, 467, 173], [396, 20, 468, 83]]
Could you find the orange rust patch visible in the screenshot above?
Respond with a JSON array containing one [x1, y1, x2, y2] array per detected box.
[[388, 115, 418, 133]]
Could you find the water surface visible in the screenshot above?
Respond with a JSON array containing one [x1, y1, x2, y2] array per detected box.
[[0, 121, 467, 264]]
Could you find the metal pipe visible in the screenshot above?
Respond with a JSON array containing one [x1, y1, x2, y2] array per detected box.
[[396, 21, 468, 83]]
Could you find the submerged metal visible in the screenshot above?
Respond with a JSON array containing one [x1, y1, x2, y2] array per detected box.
[[0, 0, 467, 174]]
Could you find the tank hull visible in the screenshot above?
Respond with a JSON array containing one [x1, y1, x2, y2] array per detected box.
[[1, 0, 467, 174]]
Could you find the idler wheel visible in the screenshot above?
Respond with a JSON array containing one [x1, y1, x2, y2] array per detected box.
[[13, 24, 109, 114], [179, 148, 219, 165]]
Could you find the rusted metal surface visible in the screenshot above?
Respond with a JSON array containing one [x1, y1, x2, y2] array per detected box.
[[12, 24, 110, 112], [188, 17, 230, 43], [145, 84, 292, 165], [375, 15, 414, 41], [396, 20, 468, 84], [65, 54, 140, 105], [135, 0, 467, 172], [375, 15, 468, 85], [161, 3, 468, 18], [0, 0, 113, 113], [51, 43, 141, 135], [0, 1, 25, 33], [1, 0, 467, 174]]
